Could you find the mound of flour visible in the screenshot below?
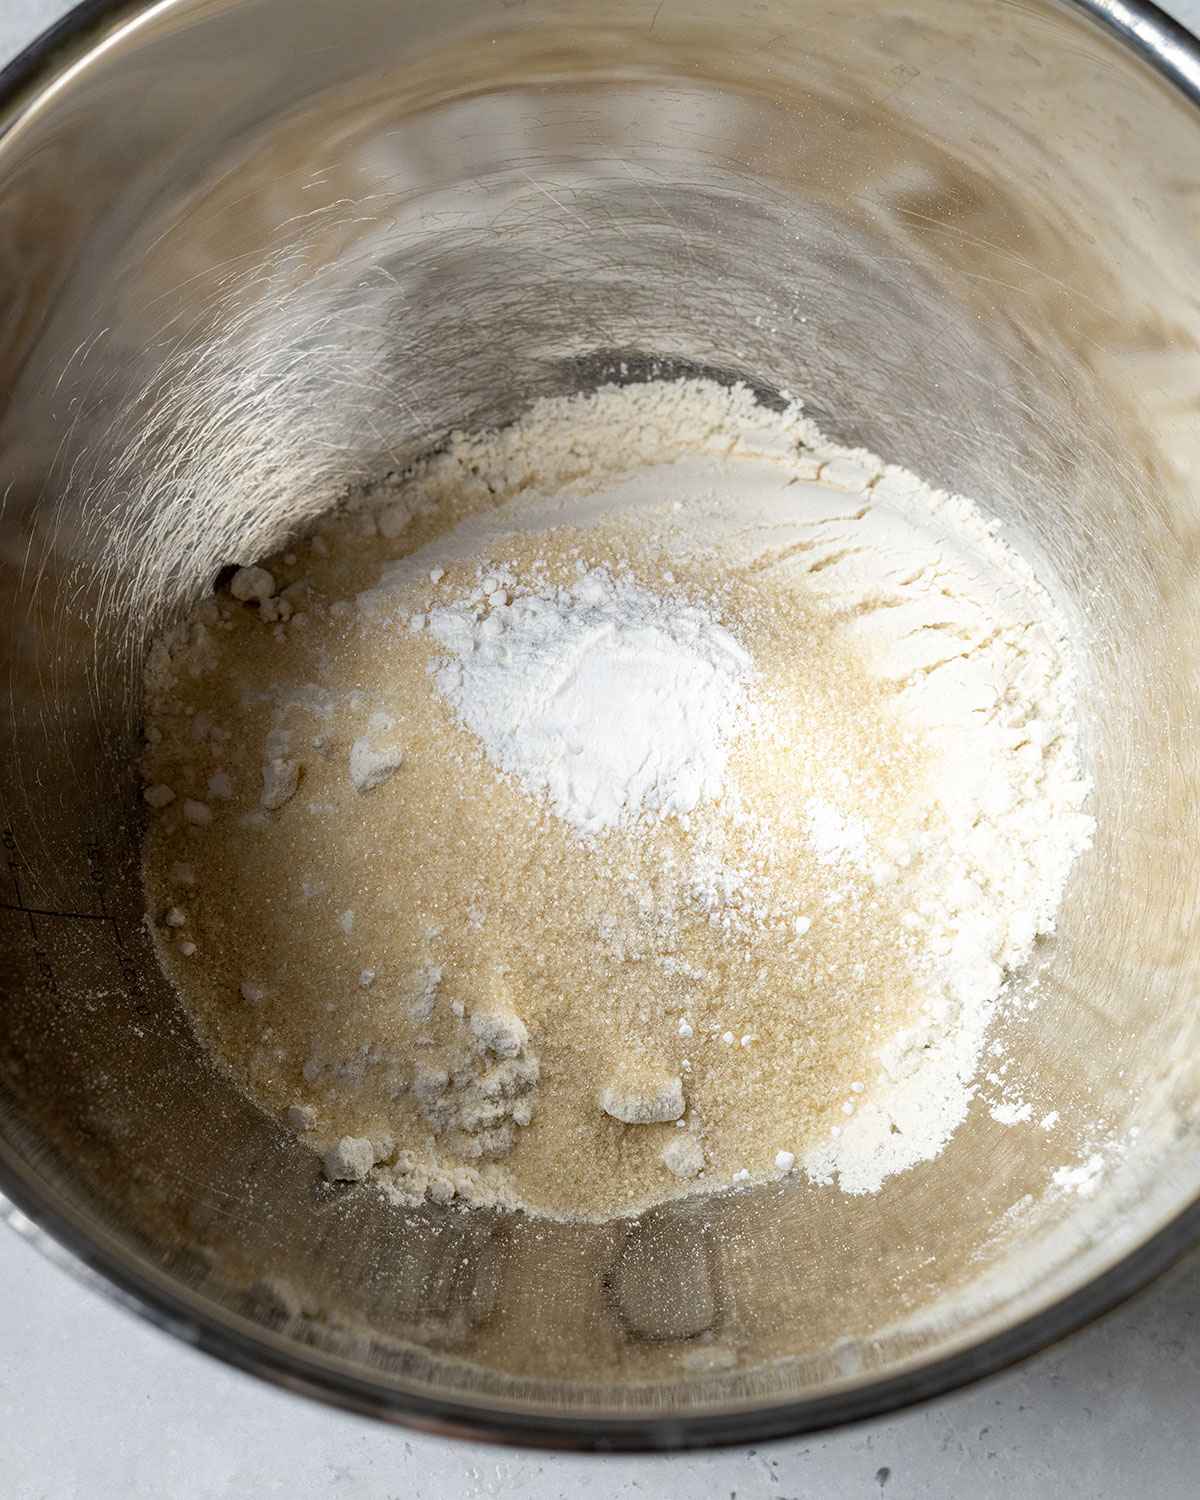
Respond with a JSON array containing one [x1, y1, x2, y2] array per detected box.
[[423, 566, 754, 835]]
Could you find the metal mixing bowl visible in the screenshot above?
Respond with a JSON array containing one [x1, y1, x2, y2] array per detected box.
[[4, 0, 1200, 1449]]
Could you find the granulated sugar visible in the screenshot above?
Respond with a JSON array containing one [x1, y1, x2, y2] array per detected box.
[[141, 378, 1094, 1219]]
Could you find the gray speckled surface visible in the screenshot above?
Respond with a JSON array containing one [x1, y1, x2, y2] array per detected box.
[[4, 3, 1200, 1494]]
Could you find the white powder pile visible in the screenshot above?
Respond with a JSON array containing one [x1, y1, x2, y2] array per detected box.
[[141, 377, 1095, 1218], [422, 566, 754, 834]]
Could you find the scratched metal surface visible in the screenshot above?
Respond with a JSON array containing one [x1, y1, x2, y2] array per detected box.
[[3, 0, 1200, 1491]]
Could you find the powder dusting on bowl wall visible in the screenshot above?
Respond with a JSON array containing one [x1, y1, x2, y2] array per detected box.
[[140, 376, 1095, 1223]]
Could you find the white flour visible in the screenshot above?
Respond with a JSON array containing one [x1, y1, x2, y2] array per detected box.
[[397, 381, 1095, 1195], [423, 566, 754, 835], [143, 377, 1096, 1215], [375, 381, 1094, 1195]]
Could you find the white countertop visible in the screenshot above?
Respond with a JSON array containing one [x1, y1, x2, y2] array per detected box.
[[6, 1220, 1200, 1498], [4, 2, 1200, 1494]]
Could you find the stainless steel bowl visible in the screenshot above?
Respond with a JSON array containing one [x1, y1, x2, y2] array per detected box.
[[4, 0, 1200, 1449]]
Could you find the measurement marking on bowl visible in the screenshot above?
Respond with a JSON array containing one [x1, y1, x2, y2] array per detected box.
[[3, 840, 153, 1070], [1, 823, 123, 999], [0, 901, 114, 921]]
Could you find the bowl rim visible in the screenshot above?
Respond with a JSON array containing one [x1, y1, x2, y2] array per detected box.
[[3, 0, 1200, 1452]]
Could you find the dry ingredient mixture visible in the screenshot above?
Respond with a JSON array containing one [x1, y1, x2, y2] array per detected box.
[[141, 378, 1095, 1221]]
